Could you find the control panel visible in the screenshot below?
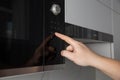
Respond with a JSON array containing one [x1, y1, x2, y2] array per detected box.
[[44, 0, 65, 65], [45, 0, 64, 35]]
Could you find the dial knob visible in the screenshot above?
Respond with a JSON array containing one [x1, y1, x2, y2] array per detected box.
[[50, 4, 61, 15]]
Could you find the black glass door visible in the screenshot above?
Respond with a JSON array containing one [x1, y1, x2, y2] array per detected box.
[[0, 0, 44, 69], [0, 0, 64, 75]]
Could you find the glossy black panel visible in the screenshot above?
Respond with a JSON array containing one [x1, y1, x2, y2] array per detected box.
[[44, 0, 65, 65], [0, 0, 65, 73], [0, 0, 44, 69], [65, 23, 113, 43]]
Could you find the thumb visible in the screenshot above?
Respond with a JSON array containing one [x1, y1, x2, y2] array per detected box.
[[61, 50, 74, 61], [66, 45, 74, 52]]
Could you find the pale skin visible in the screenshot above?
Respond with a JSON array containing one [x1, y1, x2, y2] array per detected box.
[[55, 32, 120, 80]]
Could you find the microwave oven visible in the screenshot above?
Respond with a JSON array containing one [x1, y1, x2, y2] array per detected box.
[[0, 0, 65, 77]]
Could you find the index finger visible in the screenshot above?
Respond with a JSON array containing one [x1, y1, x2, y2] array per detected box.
[[55, 32, 77, 46]]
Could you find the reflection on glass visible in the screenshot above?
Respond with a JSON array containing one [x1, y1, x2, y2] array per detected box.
[[0, 0, 64, 70], [0, 0, 45, 69], [25, 34, 55, 66]]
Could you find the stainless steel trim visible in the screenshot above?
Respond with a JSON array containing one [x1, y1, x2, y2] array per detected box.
[[50, 4, 61, 15], [0, 66, 43, 77], [0, 64, 65, 77], [44, 64, 65, 71]]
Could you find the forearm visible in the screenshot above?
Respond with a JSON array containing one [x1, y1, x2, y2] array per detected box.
[[90, 54, 120, 80]]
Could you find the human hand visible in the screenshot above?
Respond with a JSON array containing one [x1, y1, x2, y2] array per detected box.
[[55, 32, 98, 66]]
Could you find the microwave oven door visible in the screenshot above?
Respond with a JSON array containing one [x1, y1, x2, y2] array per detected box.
[[0, 0, 44, 69], [0, 0, 65, 77]]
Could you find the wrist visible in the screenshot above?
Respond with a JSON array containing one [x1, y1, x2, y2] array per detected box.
[[87, 52, 102, 67]]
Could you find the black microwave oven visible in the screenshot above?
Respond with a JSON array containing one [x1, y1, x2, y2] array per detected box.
[[0, 0, 64, 77]]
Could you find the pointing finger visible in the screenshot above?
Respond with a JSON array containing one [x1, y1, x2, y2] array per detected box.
[[55, 32, 77, 47]]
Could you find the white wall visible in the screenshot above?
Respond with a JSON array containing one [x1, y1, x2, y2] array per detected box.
[[65, 0, 114, 80], [111, 0, 120, 60], [65, 0, 113, 34], [87, 43, 113, 80]]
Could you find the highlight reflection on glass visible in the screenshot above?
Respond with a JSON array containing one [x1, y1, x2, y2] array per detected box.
[[25, 34, 56, 66]]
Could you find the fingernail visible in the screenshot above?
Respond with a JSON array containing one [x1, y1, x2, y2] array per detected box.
[[55, 32, 58, 35], [61, 50, 64, 54]]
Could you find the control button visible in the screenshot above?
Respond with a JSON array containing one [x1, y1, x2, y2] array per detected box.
[[50, 4, 61, 15]]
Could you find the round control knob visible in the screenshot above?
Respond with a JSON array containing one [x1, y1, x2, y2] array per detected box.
[[50, 4, 61, 15]]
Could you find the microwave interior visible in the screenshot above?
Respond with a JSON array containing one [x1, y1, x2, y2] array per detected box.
[[0, 0, 65, 77]]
